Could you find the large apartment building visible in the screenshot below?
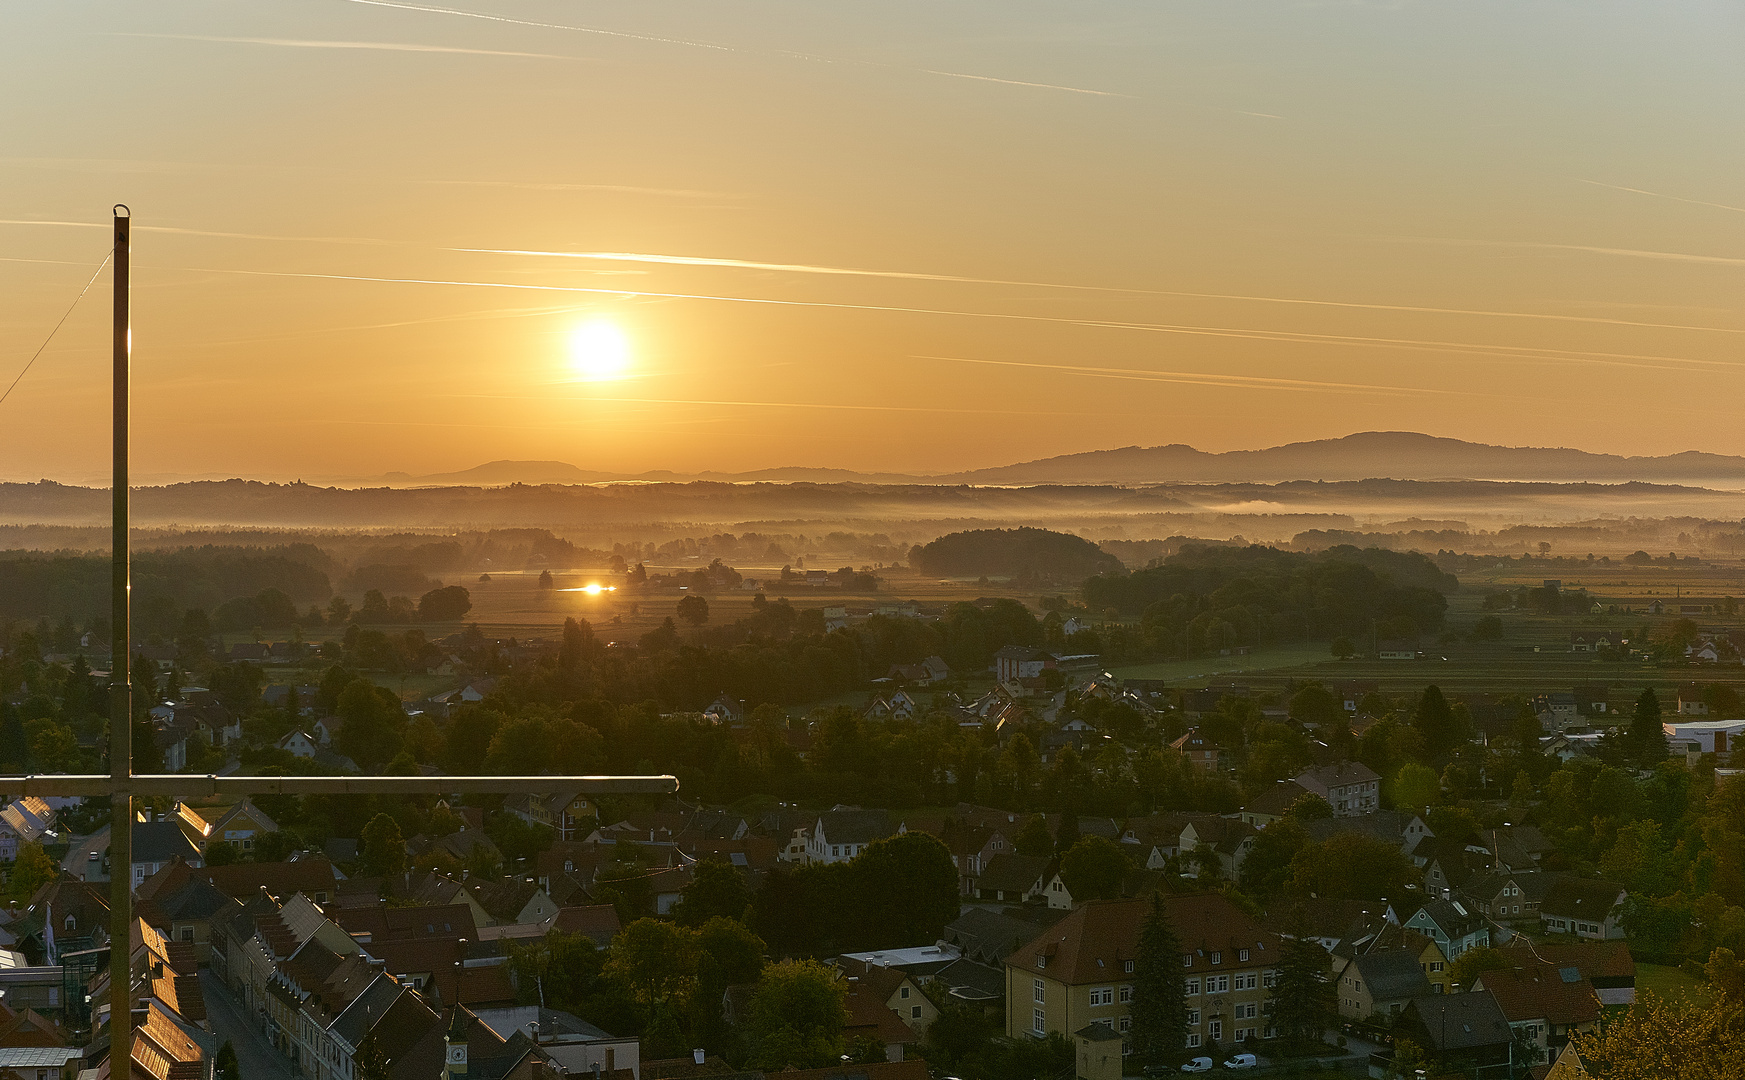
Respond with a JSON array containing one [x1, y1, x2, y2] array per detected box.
[[1004, 894, 1281, 1058]]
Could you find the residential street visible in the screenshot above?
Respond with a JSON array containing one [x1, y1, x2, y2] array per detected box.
[[200, 969, 294, 1080]]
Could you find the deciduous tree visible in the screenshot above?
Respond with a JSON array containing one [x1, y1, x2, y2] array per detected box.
[[1058, 836, 1129, 903]]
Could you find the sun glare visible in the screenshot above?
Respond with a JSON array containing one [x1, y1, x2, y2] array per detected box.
[[569, 321, 631, 381]]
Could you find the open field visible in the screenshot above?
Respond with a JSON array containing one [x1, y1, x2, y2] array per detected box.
[[1635, 963, 1712, 1007]]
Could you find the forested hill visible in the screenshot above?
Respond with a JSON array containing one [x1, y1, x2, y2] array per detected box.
[[1081, 544, 1452, 654], [908, 527, 1123, 581]]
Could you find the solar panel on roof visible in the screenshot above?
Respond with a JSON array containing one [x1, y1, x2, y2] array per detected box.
[[1561, 966, 1581, 983]]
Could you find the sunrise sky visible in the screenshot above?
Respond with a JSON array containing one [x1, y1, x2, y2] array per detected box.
[[3, 1, 1743, 482]]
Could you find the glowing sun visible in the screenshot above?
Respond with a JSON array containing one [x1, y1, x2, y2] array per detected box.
[[569, 321, 631, 381]]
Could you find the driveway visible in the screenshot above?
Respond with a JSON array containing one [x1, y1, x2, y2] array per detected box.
[[200, 970, 294, 1080]]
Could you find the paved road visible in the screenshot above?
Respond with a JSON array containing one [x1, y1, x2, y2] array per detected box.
[[200, 969, 295, 1080]]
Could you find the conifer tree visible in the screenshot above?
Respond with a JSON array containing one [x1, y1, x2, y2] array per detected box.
[[1131, 892, 1188, 1067], [1271, 929, 1333, 1054], [1631, 688, 1668, 766]]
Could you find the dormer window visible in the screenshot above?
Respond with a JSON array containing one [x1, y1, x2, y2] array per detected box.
[[1211, 952, 1222, 965], [1239, 949, 1249, 962], [1182, 955, 1192, 968], [1037, 956, 1047, 970]]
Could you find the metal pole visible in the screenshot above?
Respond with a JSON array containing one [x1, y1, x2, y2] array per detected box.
[[108, 204, 132, 1072]]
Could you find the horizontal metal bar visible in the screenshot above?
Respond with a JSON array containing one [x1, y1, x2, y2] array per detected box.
[[0, 774, 678, 797]]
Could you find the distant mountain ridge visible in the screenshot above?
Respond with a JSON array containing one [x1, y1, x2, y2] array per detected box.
[[370, 433, 1745, 487]]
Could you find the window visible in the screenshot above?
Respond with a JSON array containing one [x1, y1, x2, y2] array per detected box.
[[900, 987, 910, 999], [1183, 954, 1193, 967], [1187, 1033, 1201, 1048], [911, 1006, 922, 1019], [1119, 1017, 1131, 1033], [1239, 1003, 1257, 1019], [1124, 960, 1135, 974], [1033, 1009, 1046, 1035], [1035, 979, 1046, 1003], [1090, 987, 1114, 1006], [1186, 978, 1200, 995], [1208, 1020, 1222, 1041], [1209, 975, 1230, 993], [833, 846, 841, 857], [1121, 1040, 1132, 1057], [1239, 948, 1249, 962], [179, 927, 194, 941], [1119, 985, 1133, 1003], [1188, 1009, 1201, 1026], [1430, 962, 1444, 973], [1211, 951, 1222, 965]]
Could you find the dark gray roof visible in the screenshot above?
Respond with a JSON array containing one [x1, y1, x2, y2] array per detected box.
[[332, 972, 406, 1048], [1408, 898, 1485, 939], [1404, 991, 1512, 1052], [1460, 869, 1559, 906], [943, 905, 1066, 965], [1351, 949, 1433, 1002], [133, 821, 202, 863], [976, 854, 1051, 895], [934, 957, 1005, 1001], [1304, 810, 1413, 846], [816, 809, 894, 847], [154, 875, 233, 921], [1542, 878, 1626, 920], [1075, 1021, 1120, 1041]]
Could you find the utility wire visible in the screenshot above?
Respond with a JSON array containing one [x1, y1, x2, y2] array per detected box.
[[0, 250, 112, 410]]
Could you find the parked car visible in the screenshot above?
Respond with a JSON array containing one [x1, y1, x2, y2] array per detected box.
[[1179, 1058, 1214, 1073], [1223, 1053, 1258, 1070]]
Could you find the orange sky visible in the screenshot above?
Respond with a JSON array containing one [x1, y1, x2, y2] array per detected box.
[[3, 1, 1744, 483]]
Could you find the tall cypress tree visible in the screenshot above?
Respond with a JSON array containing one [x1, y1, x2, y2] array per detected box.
[[1271, 929, 1333, 1055], [1131, 892, 1188, 1067], [0, 701, 27, 772], [1412, 684, 1468, 759], [1631, 688, 1669, 766]]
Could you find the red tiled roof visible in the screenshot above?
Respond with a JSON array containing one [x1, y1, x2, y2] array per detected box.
[[547, 904, 622, 945], [843, 978, 917, 1046], [1475, 963, 1602, 1027], [1004, 893, 1280, 985], [193, 859, 337, 903]]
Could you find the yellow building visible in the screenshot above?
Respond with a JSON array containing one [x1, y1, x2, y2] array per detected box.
[[1005, 894, 1281, 1058]]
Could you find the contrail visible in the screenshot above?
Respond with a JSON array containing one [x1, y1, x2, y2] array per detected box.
[[1579, 179, 1745, 216], [919, 70, 1125, 97], [336, 0, 1121, 96], [114, 33, 572, 59], [8, 218, 1736, 335], [459, 244, 1745, 335], [338, 0, 739, 51], [919, 355, 1462, 398], [0, 219, 402, 247], [140, 262, 1739, 377], [415, 180, 736, 199], [1398, 236, 1745, 267], [447, 394, 1124, 418], [453, 247, 1029, 284]]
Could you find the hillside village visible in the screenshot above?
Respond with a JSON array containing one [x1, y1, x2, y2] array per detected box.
[[0, 633, 1731, 1080], [6, 536, 1745, 1079]]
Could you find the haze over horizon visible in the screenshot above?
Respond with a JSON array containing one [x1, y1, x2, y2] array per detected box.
[[4, 1, 1744, 483]]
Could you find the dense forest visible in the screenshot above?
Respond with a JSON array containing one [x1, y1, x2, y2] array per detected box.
[[1080, 544, 1452, 653], [907, 527, 1123, 581]]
